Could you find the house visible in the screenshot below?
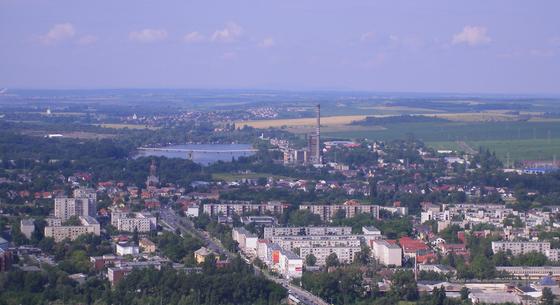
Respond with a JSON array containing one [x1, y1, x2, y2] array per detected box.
[[194, 247, 215, 264], [139, 238, 156, 253], [116, 242, 139, 256]]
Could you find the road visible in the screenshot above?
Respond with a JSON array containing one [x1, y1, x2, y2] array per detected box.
[[159, 208, 329, 305], [159, 208, 232, 259]]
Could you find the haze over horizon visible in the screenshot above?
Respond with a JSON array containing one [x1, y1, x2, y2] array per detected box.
[[1, 0, 559, 94]]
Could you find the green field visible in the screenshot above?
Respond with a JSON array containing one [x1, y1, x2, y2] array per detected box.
[[320, 121, 560, 162], [426, 139, 560, 163]]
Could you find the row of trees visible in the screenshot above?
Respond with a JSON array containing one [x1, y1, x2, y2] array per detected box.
[[0, 257, 287, 305]]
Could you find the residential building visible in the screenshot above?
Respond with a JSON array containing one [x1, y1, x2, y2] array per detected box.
[[372, 240, 402, 266], [491, 241, 550, 256], [496, 266, 560, 279], [299, 203, 380, 221], [54, 196, 96, 221], [264, 226, 352, 239], [20, 219, 35, 239], [116, 242, 139, 256], [270, 235, 360, 252], [0, 248, 12, 272], [44, 216, 100, 242], [300, 245, 361, 266], [139, 238, 156, 253], [278, 249, 303, 279], [111, 212, 157, 232], [241, 216, 277, 226], [203, 201, 287, 217], [232, 227, 258, 251], [194, 247, 215, 264]]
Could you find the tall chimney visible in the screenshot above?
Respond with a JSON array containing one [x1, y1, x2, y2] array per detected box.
[[316, 104, 321, 163]]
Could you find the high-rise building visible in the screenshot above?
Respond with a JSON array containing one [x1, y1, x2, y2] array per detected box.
[[54, 188, 97, 221], [307, 104, 322, 165], [146, 160, 160, 188]]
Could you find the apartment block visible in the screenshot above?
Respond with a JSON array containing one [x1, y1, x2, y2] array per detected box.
[[203, 201, 287, 217], [496, 266, 560, 279], [54, 197, 96, 221], [491, 241, 550, 256], [371, 240, 402, 266], [278, 249, 303, 279], [300, 246, 361, 266], [44, 216, 100, 242], [263, 226, 352, 239], [111, 212, 157, 232], [232, 227, 258, 251], [20, 219, 35, 239], [270, 235, 361, 252], [299, 203, 380, 221]]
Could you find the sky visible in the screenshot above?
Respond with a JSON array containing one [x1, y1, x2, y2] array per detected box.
[[1, 0, 559, 94]]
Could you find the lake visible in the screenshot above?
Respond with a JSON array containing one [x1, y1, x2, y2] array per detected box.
[[135, 143, 256, 165]]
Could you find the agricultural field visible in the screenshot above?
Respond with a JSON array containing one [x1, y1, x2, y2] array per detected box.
[[100, 123, 159, 130], [426, 139, 560, 163]]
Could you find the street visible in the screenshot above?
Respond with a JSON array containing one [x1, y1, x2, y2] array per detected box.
[[158, 208, 329, 305]]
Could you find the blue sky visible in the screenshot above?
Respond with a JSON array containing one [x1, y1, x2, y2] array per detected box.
[[1, 0, 559, 94]]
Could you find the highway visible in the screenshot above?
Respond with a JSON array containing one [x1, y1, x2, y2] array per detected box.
[[158, 208, 329, 305]]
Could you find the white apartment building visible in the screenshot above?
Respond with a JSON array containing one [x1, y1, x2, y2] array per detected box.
[[496, 266, 560, 279], [491, 241, 550, 255], [44, 216, 100, 242], [300, 245, 361, 266], [278, 249, 303, 279], [116, 243, 140, 256], [420, 209, 450, 223], [263, 226, 352, 239], [546, 249, 560, 261], [54, 197, 96, 221], [270, 235, 361, 252], [111, 212, 157, 232], [299, 204, 380, 221], [372, 240, 402, 266], [203, 201, 286, 217], [232, 227, 258, 251], [20, 219, 35, 239]]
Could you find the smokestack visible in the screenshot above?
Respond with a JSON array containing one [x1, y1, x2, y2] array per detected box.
[[316, 104, 321, 163]]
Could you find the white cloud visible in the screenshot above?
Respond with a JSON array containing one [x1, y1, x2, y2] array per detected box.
[[39, 23, 76, 45], [129, 29, 168, 43], [258, 37, 275, 48], [212, 22, 242, 42], [452, 25, 491, 46], [76, 35, 97, 45], [183, 31, 205, 43]]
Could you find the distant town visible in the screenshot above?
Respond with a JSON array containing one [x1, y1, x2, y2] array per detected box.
[[2, 90, 560, 305]]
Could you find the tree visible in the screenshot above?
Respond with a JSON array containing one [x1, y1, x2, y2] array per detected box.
[[325, 253, 340, 268], [305, 254, 317, 266], [460, 287, 470, 300], [288, 210, 322, 226], [354, 245, 371, 265], [430, 286, 446, 305], [541, 287, 555, 305], [390, 270, 418, 301], [132, 228, 139, 244]]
